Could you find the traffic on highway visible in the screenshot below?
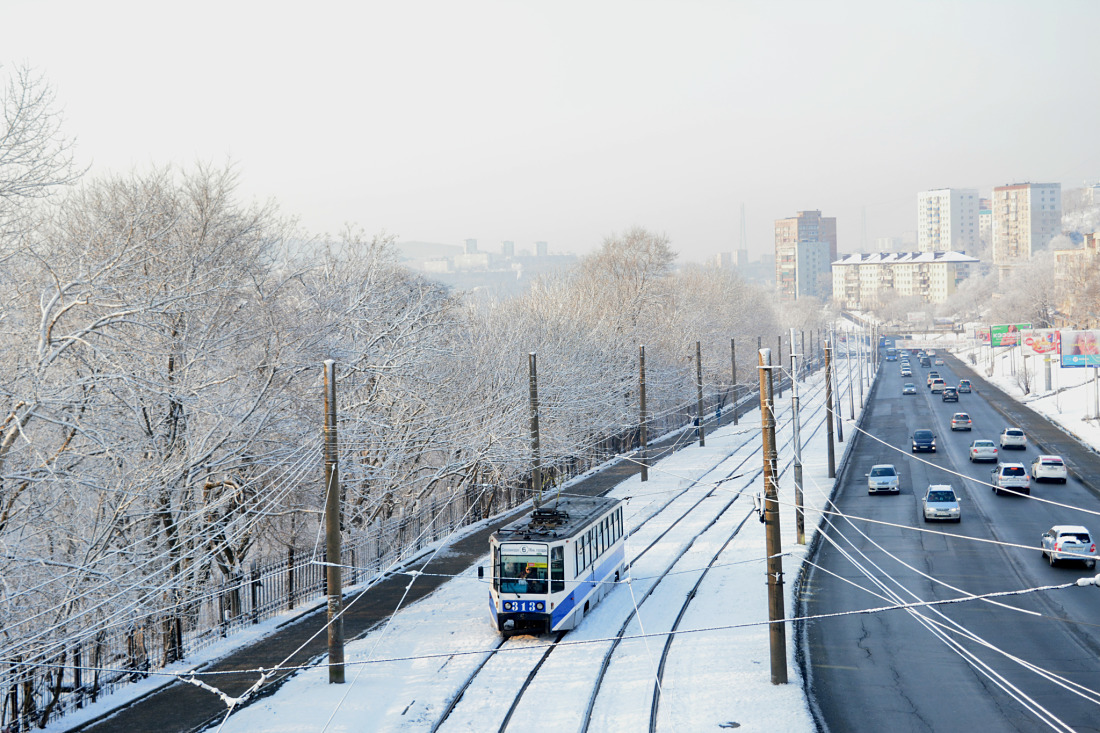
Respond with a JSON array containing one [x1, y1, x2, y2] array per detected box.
[[803, 340, 1100, 733]]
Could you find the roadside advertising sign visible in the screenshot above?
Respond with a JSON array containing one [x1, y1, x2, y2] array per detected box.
[[976, 327, 990, 344], [1021, 329, 1060, 356], [990, 323, 1031, 347], [1060, 329, 1100, 367]]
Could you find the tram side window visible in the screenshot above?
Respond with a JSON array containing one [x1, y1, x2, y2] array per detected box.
[[598, 522, 605, 555], [551, 546, 564, 592]]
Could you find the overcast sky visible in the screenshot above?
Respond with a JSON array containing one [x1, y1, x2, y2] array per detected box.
[[5, 0, 1100, 263]]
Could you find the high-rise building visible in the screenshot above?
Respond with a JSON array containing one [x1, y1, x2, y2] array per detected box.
[[464, 238, 478, 254], [991, 183, 1062, 274], [501, 240, 515, 258], [713, 252, 734, 269], [774, 210, 837, 300], [917, 188, 980, 255], [736, 248, 749, 269], [535, 241, 549, 257]]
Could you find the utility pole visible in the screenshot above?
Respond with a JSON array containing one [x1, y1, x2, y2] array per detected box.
[[696, 341, 705, 447], [790, 329, 805, 544], [323, 360, 344, 684], [858, 327, 865, 409], [758, 348, 788, 684], [776, 335, 784, 398], [845, 330, 854, 419], [731, 339, 739, 426], [833, 330, 844, 443], [529, 353, 543, 505], [800, 330, 806, 382], [639, 345, 648, 482], [825, 341, 836, 478]]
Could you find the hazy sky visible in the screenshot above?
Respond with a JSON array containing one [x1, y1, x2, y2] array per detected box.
[[5, 0, 1100, 263]]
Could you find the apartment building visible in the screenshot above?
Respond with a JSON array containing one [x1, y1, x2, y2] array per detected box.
[[831, 251, 978, 309], [917, 188, 980, 255], [992, 182, 1062, 275], [774, 210, 837, 300]]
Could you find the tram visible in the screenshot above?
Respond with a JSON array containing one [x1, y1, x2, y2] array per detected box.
[[485, 496, 626, 636]]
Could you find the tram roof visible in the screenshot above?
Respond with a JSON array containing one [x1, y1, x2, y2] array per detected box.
[[492, 496, 620, 542]]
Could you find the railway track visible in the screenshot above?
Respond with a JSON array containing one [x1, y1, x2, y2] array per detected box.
[[430, 361, 843, 732]]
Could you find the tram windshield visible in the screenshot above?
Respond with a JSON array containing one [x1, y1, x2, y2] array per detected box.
[[497, 543, 548, 594]]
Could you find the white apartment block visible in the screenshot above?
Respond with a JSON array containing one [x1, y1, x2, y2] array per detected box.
[[992, 182, 1062, 274], [832, 251, 978, 309], [917, 188, 980, 255]]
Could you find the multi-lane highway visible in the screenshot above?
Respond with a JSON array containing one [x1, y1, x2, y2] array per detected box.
[[803, 347, 1100, 733]]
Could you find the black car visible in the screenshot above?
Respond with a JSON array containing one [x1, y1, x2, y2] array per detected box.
[[912, 429, 936, 452], [941, 387, 959, 402], [919, 356, 931, 367]]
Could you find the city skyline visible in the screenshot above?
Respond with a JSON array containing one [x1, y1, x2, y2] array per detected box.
[[4, 1, 1100, 263]]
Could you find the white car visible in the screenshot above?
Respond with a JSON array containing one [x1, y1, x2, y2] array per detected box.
[[866, 464, 900, 494], [1040, 525, 1097, 568], [900, 366, 912, 377], [991, 462, 1030, 496], [930, 378, 947, 393], [999, 427, 1027, 450], [1031, 455, 1067, 483], [933, 357, 945, 365], [968, 439, 998, 462], [923, 485, 961, 523]]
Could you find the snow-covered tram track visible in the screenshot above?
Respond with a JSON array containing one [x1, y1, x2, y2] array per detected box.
[[431, 369, 837, 732]]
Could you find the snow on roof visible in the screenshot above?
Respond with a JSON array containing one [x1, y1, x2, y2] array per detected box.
[[832, 251, 979, 266]]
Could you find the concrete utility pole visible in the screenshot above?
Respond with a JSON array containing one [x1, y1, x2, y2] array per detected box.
[[529, 353, 543, 504], [800, 331, 806, 382], [731, 339, 739, 426], [776, 335, 783, 398], [832, 331, 844, 443], [696, 341, 705, 447], [825, 341, 836, 478], [846, 330, 855, 420], [323, 360, 344, 684], [757, 348, 788, 684], [790, 329, 805, 545], [639, 345, 648, 482], [858, 328, 865, 408]]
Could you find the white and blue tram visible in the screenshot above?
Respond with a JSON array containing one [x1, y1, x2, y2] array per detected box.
[[486, 496, 626, 636]]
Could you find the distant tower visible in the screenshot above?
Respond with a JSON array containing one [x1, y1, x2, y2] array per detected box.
[[501, 240, 515, 258], [535, 241, 549, 257], [464, 238, 478, 254], [739, 203, 747, 252]]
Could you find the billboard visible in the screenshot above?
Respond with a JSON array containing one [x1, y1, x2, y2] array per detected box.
[[976, 327, 990, 344], [1021, 329, 1060, 356], [990, 323, 1032, 347], [1060, 329, 1100, 368]]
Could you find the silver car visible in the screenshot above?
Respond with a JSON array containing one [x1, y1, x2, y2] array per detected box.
[[968, 439, 998, 462], [922, 485, 961, 523], [866, 464, 900, 494], [1041, 525, 1097, 568]]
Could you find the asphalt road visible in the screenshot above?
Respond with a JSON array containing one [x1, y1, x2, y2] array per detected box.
[[803, 349, 1100, 733]]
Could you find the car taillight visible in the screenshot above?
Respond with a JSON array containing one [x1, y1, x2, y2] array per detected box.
[[1054, 542, 1061, 552], [1092, 544, 1096, 553]]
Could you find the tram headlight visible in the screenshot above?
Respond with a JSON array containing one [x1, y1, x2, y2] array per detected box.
[[503, 601, 513, 611], [536, 602, 545, 611]]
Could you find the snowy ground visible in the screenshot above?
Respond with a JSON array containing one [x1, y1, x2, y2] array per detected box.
[[204, 363, 854, 733], [45, 351, 874, 733]]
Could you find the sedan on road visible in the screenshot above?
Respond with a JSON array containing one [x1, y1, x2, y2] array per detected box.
[[950, 412, 972, 430], [902, 383, 917, 395], [1031, 455, 1068, 483], [923, 485, 961, 523], [900, 366, 912, 377], [934, 357, 945, 365], [1000, 427, 1027, 450], [912, 429, 936, 452], [941, 386, 958, 401], [958, 379, 972, 393], [867, 464, 900, 494], [1041, 525, 1097, 568], [968, 439, 998, 462]]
